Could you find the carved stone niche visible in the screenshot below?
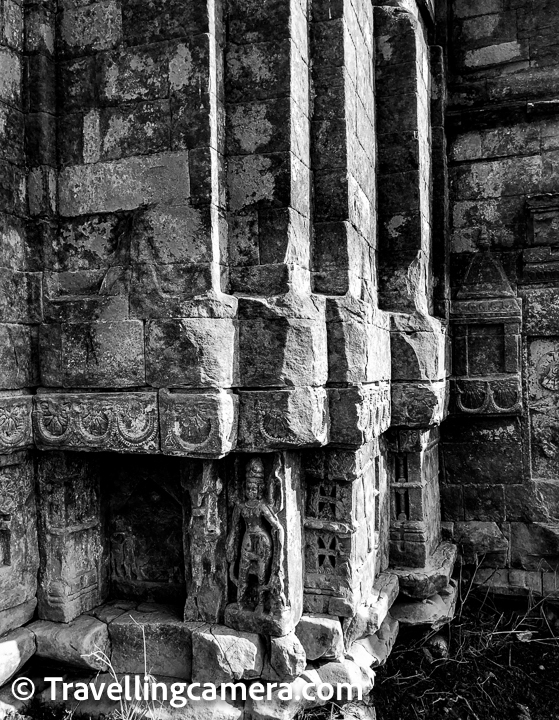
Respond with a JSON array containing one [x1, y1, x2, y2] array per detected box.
[[224, 453, 303, 637], [301, 445, 378, 618], [106, 455, 185, 605], [524, 195, 559, 284], [451, 251, 522, 416]]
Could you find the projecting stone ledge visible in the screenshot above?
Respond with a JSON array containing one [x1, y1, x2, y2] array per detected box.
[[391, 580, 458, 631], [391, 542, 458, 600]]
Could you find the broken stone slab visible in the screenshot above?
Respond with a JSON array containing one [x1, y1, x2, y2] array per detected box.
[[245, 674, 323, 720], [316, 659, 375, 700], [343, 573, 399, 646], [0, 627, 36, 686], [453, 521, 509, 566], [295, 614, 344, 662], [391, 580, 458, 631], [355, 614, 399, 668], [36, 674, 242, 720], [191, 625, 265, 684], [87, 600, 137, 625], [0, 598, 37, 636], [262, 632, 306, 682], [391, 542, 458, 599], [110, 607, 195, 680], [29, 614, 110, 670]]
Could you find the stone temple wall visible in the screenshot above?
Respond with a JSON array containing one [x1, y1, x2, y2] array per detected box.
[[442, 0, 559, 597], [0, 0, 558, 715]]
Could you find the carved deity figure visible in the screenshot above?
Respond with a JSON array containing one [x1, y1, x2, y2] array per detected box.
[[226, 457, 285, 611]]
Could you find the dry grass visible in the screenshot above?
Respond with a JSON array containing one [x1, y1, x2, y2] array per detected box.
[[374, 567, 559, 720]]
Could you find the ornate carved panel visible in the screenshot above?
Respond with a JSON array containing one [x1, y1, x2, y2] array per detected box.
[[237, 388, 329, 452], [160, 390, 238, 458], [0, 453, 39, 612], [0, 395, 33, 454], [451, 251, 522, 416], [33, 392, 159, 453], [224, 453, 303, 637]]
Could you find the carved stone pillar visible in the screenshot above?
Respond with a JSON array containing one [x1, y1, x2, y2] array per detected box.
[[0, 451, 39, 633], [36, 452, 108, 622], [181, 459, 228, 623]]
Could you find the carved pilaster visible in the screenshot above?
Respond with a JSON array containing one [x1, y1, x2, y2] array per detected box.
[[181, 460, 228, 623], [224, 453, 303, 637]]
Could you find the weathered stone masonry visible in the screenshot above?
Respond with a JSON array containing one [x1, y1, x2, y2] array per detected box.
[[1, 0, 559, 715]]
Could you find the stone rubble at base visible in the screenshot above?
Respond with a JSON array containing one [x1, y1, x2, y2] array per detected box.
[[2, 0, 559, 717]]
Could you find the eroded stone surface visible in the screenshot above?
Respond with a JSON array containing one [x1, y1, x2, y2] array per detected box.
[[191, 626, 265, 684], [30, 615, 110, 670], [0, 627, 35, 686], [295, 614, 344, 662], [110, 608, 194, 680]]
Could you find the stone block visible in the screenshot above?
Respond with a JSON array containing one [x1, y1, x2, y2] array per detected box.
[[391, 380, 448, 427], [30, 615, 110, 670], [0, 627, 35, 687], [160, 390, 238, 458], [2, 333, 42, 395], [40, 320, 145, 388], [511, 522, 559, 572], [129, 263, 219, 318], [343, 573, 399, 646], [58, 1, 121, 56], [237, 387, 329, 451], [0, 269, 41, 324], [355, 614, 399, 668], [238, 295, 327, 388], [441, 416, 524, 485], [58, 151, 189, 216], [472, 568, 544, 597], [390, 313, 447, 382], [295, 614, 344, 662], [0, 394, 33, 454], [262, 632, 306, 682], [191, 625, 265, 684], [33, 392, 159, 454], [130, 204, 215, 266], [316, 659, 374, 699], [391, 580, 457, 630], [0, 599, 37, 636], [326, 298, 391, 385], [145, 318, 238, 388], [110, 608, 194, 680], [391, 542, 457, 600], [328, 383, 391, 447]]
